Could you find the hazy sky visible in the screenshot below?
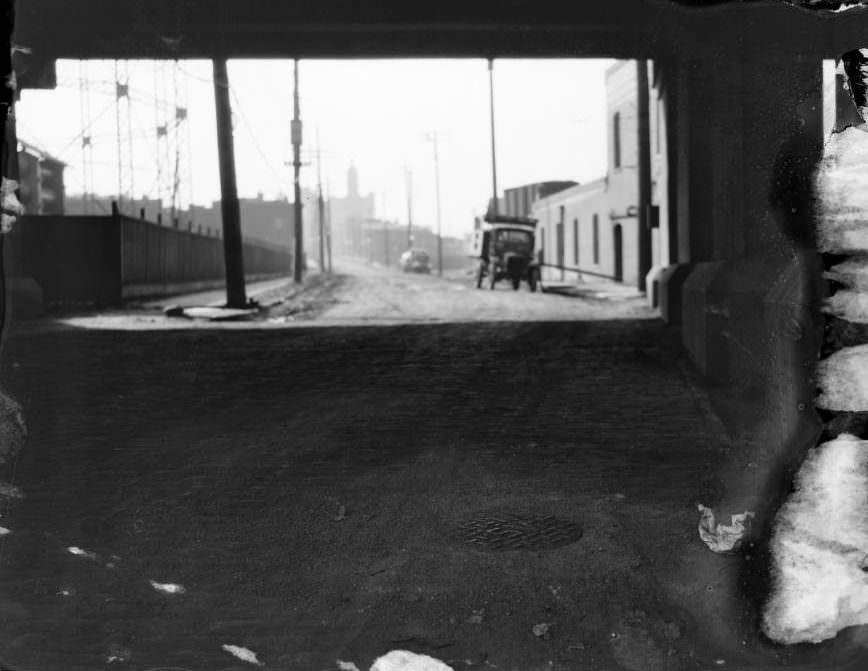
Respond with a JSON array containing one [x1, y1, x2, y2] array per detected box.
[[16, 58, 613, 238]]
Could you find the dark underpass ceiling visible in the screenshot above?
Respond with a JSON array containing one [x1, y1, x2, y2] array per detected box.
[[9, 0, 868, 82]]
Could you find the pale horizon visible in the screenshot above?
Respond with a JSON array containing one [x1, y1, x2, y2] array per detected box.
[[16, 58, 615, 239]]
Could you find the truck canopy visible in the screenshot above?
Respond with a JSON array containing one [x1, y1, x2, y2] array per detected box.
[[483, 213, 538, 228]]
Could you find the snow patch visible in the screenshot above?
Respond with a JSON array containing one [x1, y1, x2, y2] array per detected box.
[[763, 434, 868, 644], [337, 661, 362, 671], [0, 526, 11, 536], [826, 258, 868, 291], [1, 178, 24, 233], [823, 255, 868, 323], [824, 289, 868, 323], [0, 390, 26, 466], [369, 650, 454, 671], [0, 483, 23, 500], [816, 126, 868, 253], [149, 580, 186, 595], [222, 644, 263, 666], [833, 2, 868, 13], [815, 344, 868, 411]]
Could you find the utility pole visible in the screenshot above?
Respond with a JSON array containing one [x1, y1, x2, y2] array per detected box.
[[426, 132, 443, 276], [488, 58, 499, 219], [316, 129, 326, 274], [292, 59, 304, 283], [324, 179, 334, 273], [326, 193, 334, 273], [384, 219, 390, 267], [381, 192, 390, 267], [405, 166, 413, 249], [212, 57, 247, 307], [114, 60, 124, 215]]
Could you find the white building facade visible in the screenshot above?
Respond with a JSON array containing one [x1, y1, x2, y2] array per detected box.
[[532, 60, 671, 292]]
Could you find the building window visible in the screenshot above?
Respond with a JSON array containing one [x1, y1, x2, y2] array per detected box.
[[573, 218, 579, 265], [593, 214, 600, 264], [613, 111, 621, 169]]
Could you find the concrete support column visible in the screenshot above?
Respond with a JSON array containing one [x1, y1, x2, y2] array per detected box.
[[659, 57, 714, 324], [678, 44, 825, 467], [709, 51, 746, 261], [741, 52, 822, 259], [676, 58, 715, 264]]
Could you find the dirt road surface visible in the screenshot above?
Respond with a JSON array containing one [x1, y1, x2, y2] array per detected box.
[[0, 264, 851, 671], [299, 259, 649, 324]]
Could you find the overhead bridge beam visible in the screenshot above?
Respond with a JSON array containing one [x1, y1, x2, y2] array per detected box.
[[13, 1, 868, 68], [13, 26, 659, 62]]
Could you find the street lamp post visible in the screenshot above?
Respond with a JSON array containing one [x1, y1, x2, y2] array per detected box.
[[405, 166, 413, 249], [488, 58, 499, 219]]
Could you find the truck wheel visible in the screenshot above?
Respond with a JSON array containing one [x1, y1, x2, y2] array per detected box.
[[512, 277, 521, 291], [476, 264, 485, 289], [529, 270, 539, 293], [490, 271, 497, 290]]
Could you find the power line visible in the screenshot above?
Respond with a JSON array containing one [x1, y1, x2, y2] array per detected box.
[[229, 85, 287, 191], [54, 98, 116, 158], [170, 61, 286, 192], [78, 60, 94, 213]]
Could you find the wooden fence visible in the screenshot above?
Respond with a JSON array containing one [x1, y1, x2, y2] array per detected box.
[[8, 213, 292, 306]]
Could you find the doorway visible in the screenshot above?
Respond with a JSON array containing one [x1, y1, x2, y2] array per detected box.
[[613, 223, 623, 282], [556, 220, 565, 281]]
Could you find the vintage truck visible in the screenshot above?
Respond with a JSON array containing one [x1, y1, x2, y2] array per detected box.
[[469, 214, 541, 292]]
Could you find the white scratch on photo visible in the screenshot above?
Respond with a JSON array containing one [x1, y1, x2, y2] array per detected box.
[[149, 580, 186, 595], [67, 546, 98, 560], [222, 644, 263, 666]]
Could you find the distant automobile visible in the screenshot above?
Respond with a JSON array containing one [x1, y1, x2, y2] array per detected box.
[[399, 249, 431, 274]]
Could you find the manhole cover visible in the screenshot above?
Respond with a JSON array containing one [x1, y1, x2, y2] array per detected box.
[[453, 512, 583, 551]]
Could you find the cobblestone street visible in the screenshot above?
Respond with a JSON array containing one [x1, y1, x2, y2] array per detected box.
[[0, 267, 815, 670]]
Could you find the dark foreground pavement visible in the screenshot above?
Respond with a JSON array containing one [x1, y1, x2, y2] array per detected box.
[[0, 318, 847, 671]]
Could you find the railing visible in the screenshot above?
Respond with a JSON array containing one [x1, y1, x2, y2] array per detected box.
[[538, 261, 617, 282]]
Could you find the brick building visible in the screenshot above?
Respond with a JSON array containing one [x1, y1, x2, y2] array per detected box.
[[16, 139, 65, 215]]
